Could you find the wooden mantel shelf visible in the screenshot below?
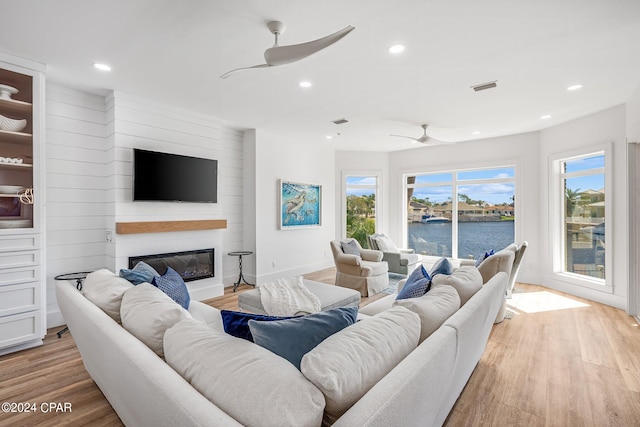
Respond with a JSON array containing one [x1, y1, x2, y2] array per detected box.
[[115, 219, 227, 234]]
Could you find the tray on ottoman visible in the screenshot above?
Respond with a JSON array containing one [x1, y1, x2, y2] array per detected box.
[[238, 279, 361, 315]]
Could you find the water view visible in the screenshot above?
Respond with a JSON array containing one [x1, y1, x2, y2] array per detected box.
[[408, 221, 514, 260]]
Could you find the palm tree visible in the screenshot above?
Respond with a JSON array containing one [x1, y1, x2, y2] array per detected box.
[[565, 188, 582, 217]]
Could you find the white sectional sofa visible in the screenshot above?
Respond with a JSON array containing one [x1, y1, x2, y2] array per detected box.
[[56, 267, 508, 427]]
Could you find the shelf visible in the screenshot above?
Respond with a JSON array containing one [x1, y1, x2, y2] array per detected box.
[[0, 130, 31, 144], [115, 219, 228, 234], [0, 162, 32, 170], [0, 98, 32, 116]]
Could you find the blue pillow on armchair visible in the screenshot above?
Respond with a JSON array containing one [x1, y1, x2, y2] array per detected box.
[[429, 257, 453, 277], [152, 267, 190, 309], [396, 264, 431, 300]]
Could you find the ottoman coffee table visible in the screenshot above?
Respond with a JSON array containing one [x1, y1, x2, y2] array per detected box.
[[237, 279, 361, 315]]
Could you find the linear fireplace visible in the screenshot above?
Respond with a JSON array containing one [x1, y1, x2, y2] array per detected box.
[[129, 248, 214, 282]]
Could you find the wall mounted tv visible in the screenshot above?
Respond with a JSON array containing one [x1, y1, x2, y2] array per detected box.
[[133, 149, 218, 203]]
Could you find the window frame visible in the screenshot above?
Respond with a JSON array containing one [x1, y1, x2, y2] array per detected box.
[[342, 171, 382, 240], [548, 143, 613, 293], [403, 162, 518, 258]]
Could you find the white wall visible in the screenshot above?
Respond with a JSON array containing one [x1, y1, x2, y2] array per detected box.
[[626, 85, 640, 317], [333, 151, 389, 240], [45, 84, 108, 327], [250, 131, 336, 283], [540, 105, 628, 309]]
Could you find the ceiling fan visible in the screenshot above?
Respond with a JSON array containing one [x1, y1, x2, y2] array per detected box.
[[390, 124, 455, 146], [220, 21, 355, 79]]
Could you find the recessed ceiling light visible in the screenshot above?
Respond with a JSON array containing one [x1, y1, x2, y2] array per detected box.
[[540, 114, 551, 120], [567, 84, 583, 91], [388, 44, 405, 54], [472, 131, 481, 135], [325, 135, 333, 140], [299, 81, 312, 88], [93, 63, 111, 71]]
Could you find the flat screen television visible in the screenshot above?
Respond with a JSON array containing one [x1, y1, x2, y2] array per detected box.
[[133, 149, 218, 203]]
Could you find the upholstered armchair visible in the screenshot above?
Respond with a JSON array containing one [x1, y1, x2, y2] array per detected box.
[[330, 239, 389, 297], [367, 233, 421, 275]]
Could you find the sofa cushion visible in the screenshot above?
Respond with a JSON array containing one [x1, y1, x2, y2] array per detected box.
[[394, 285, 461, 342], [374, 235, 398, 253], [152, 267, 190, 309], [119, 261, 159, 285], [301, 306, 420, 424], [164, 318, 325, 427], [431, 266, 483, 305], [82, 268, 133, 323], [120, 283, 191, 356], [220, 310, 292, 342], [360, 260, 388, 276], [429, 257, 453, 277], [396, 264, 431, 300], [248, 306, 358, 370], [341, 239, 360, 256]]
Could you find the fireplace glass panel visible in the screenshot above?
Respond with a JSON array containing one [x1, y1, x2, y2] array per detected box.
[[129, 248, 214, 282]]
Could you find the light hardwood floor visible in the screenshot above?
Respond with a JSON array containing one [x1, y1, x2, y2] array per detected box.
[[1, 269, 639, 426]]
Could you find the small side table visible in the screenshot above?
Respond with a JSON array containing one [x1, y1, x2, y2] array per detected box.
[[228, 251, 254, 292], [54, 271, 92, 338]]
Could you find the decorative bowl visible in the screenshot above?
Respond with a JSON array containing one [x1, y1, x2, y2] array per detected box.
[[0, 114, 27, 132], [0, 84, 18, 100]]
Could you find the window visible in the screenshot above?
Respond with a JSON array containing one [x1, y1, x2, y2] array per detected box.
[[345, 175, 378, 248], [406, 166, 515, 259], [553, 151, 607, 283]]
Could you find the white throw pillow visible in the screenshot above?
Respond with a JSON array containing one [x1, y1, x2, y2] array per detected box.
[[374, 235, 399, 253], [82, 268, 133, 323], [300, 306, 420, 424], [120, 283, 191, 356], [393, 285, 461, 343], [164, 318, 325, 427], [431, 266, 483, 306]]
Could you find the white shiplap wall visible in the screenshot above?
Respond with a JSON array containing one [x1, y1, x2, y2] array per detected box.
[[45, 84, 108, 327], [46, 87, 245, 327]]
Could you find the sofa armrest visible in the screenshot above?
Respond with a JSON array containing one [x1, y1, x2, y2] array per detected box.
[[459, 259, 476, 267], [360, 248, 383, 262], [398, 248, 415, 254]]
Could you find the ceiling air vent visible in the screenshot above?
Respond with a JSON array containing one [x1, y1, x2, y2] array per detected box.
[[332, 118, 349, 125], [471, 80, 497, 92]]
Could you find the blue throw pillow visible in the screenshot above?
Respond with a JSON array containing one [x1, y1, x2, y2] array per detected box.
[[475, 249, 495, 267], [220, 310, 293, 342], [248, 306, 358, 370], [396, 265, 431, 300], [119, 261, 159, 285], [152, 267, 190, 309], [430, 257, 453, 277]]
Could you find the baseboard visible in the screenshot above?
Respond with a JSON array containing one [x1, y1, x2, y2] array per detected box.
[[0, 339, 43, 356], [256, 259, 335, 284], [47, 309, 66, 328]]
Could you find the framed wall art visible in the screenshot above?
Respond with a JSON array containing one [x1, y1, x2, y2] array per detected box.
[[279, 179, 322, 229]]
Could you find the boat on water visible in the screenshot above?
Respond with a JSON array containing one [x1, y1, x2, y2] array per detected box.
[[421, 215, 451, 224]]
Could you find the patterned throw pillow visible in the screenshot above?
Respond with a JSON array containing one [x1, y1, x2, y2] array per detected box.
[[152, 267, 190, 309], [119, 261, 159, 285], [396, 264, 431, 300]]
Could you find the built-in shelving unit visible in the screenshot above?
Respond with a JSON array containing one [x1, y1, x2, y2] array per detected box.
[[0, 55, 45, 356]]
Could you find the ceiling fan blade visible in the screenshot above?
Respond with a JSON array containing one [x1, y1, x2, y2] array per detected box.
[[220, 64, 271, 79], [264, 25, 355, 66], [390, 134, 420, 142]]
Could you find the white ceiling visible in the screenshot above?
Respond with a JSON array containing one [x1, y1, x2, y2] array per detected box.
[[2, 0, 640, 152]]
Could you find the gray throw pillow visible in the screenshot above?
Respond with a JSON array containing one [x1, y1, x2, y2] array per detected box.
[[341, 240, 360, 256]]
